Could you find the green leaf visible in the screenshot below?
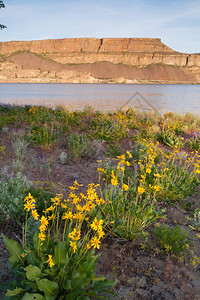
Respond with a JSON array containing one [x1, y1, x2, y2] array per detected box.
[[91, 275, 106, 282], [92, 279, 117, 292], [65, 291, 82, 300], [2, 235, 23, 267], [33, 232, 39, 251], [0, 279, 19, 293], [65, 280, 72, 290], [24, 265, 43, 281], [5, 287, 24, 296], [36, 278, 59, 300], [21, 292, 45, 300], [53, 241, 68, 267], [25, 251, 40, 267], [21, 279, 38, 290]]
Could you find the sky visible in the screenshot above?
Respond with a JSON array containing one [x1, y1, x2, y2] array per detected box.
[[0, 0, 200, 54]]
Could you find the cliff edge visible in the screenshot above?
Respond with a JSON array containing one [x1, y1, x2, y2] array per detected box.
[[0, 38, 199, 83]]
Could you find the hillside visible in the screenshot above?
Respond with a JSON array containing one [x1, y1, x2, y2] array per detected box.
[[0, 38, 200, 83]]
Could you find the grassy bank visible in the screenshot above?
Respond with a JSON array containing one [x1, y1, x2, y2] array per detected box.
[[1, 104, 200, 299]]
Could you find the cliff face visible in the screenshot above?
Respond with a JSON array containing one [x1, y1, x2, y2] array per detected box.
[[0, 38, 200, 83], [0, 38, 175, 54]]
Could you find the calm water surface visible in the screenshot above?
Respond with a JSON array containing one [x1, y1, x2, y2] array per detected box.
[[0, 83, 200, 114]]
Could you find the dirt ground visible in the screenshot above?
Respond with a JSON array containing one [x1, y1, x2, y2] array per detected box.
[[1, 126, 200, 299]]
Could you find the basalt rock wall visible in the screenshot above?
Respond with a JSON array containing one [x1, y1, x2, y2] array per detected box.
[[0, 37, 199, 67], [47, 52, 200, 67], [0, 38, 200, 83], [0, 38, 174, 54]]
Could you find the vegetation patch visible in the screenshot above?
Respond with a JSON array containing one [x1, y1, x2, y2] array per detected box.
[[1, 105, 200, 299]]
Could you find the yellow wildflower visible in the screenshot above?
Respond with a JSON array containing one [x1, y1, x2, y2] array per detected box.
[[69, 228, 81, 241], [98, 229, 105, 239], [69, 192, 76, 199], [44, 205, 55, 213], [69, 186, 77, 190], [24, 201, 35, 212], [117, 165, 125, 171], [61, 203, 68, 209], [24, 193, 34, 203], [32, 210, 39, 220], [91, 217, 103, 231], [91, 237, 101, 249], [73, 212, 84, 221], [40, 216, 49, 227], [62, 211, 73, 221], [39, 224, 47, 232], [80, 193, 87, 200], [70, 241, 77, 253], [47, 255, 55, 268], [126, 151, 132, 158], [117, 154, 126, 160], [95, 197, 105, 205], [193, 163, 199, 167], [154, 173, 161, 178], [123, 184, 129, 191], [137, 186, 145, 194], [76, 204, 84, 212], [146, 168, 151, 174], [111, 171, 118, 186], [51, 196, 61, 206], [153, 185, 162, 192], [111, 178, 118, 185], [87, 242, 91, 250], [97, 168, 106, 174], [72, 197, 81, 205], [38, 232, 46, 241], [48, 214, 55, 221]]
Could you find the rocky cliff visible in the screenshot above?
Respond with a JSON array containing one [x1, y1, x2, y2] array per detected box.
[[0, 38, 199, 83]]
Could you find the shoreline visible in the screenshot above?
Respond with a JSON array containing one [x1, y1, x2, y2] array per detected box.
[[0, 79, 198, 84]]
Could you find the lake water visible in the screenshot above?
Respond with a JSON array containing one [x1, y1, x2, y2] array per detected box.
[[0, 83, 200, 114]]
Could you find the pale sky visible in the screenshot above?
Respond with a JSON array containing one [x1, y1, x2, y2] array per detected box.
[[0, 0, 200, 54]]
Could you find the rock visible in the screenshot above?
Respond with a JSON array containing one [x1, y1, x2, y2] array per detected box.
[[0, 38, 200, 83]]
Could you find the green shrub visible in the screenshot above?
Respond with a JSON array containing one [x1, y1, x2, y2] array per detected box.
[[192, 207, 200, 230], [185, 137, 200, 151], [2, 184, 117, 299], [105, 144, 121, 158], [127, 141, 199, 203], [98, 153, 165, 241], [67, 133, 94, 160], [157, 129, 183, 148], [154, 224, 191, 255], [26, 186, 56, 215], [91, 113, 128, 143], [0, 171, 32, 224], [27, 122, 68, 149]]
